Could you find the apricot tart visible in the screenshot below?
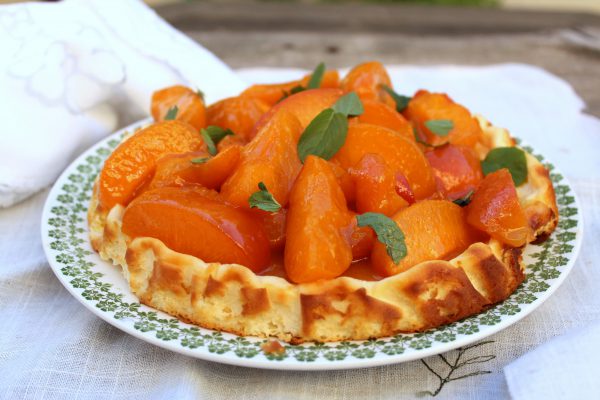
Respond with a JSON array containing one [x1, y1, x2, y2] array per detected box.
[[88, 62, 558, 343]]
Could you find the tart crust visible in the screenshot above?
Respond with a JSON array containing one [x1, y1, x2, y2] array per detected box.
[[88, 116, 558, 343]]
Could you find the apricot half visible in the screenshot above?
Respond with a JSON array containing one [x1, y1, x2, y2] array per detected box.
[[148, 145, 242, 191], [242, 70, 340, 107], [332, 124, 437, 200], [355, 100, 413, 140], [466, 168, 531, 247], [220, 110, 303, 208], [151, 85, 206, 130], [341, 61, 394, 106], [122, 186, 271, 272], [97, 121, 204, 211], [371, 200, 484, 276], [425, 144, 483, 201], [206, 95, 270, 141], [285, 155, 353, 283], [404, 90, 483, 148], [251, 88, 343, 138], [350, 153, 409, 217]]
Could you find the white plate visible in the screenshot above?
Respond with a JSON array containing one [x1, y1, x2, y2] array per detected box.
[[41, 118, 583, 370]]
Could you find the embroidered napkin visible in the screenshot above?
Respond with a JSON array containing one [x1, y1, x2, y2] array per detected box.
[[0, 0, 244, 208]]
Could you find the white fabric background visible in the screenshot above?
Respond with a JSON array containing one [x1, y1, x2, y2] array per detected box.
[[1, 1, 600, 399]]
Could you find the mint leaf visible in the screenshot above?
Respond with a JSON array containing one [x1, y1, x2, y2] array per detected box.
[[357, 212, 406, 264], [200, 126, 234, 156], [190, 157, 210, 164], [278, 85, 305, 103], [200, 130, 217, 156], [481, 147, 528, 186], [196, 89, 205, 101], [332, 92, 364, 117], [249, 182, 281, 212], [297, 109, 348, 163], [278, 63, 325, 102], [306, 62, 326, 89], [412, 127, 447, 148], [452, 190, 474, 207], [165, 106, 178, 120], [382, 85, 411, 113], [204, 126, 234, 144], [290, 85, 305, 95], [425, 119, 454, 136]]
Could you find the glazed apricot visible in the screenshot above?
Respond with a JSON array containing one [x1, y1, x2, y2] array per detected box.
[[332, 124, 436, 200], [217, 134, 247, 152], [220, 110, 303, 208], [285, 155, 354, 283], [341, 61, 394, 106], [350, 153, 409, 217], [371, 200, 484, 277], [355, 100, 413, 140], [148, 145, 242, 191], [242, 70, 340, 107], [206, 95, 271, 141], [122, 186, 271, 272], [151, 85, 206, 130], [404, 90, 483, 148], [350, 220, 375, 261], [329, 162, 356, 205], [261, 208, 287, 250], [251, 88, 343, 138], [466, 169, 531, 247], [97, 121, 204, 211], [425, 144, 483, 201]]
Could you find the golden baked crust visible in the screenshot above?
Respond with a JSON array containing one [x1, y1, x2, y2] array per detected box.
[[88, 116, 558, 342]]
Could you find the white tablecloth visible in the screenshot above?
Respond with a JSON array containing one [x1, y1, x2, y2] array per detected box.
[[1, 1, 600, 399]]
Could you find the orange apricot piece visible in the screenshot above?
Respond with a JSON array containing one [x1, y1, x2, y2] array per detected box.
[[242, 70, 340, 107], [404, 90, 483, 148], [260, 208, 287, 250], [349, 153, 409, 217], [371, 200, 484, 277], [341, 61, 394, 106], [329, 162, 356, 205], [151, 85, 206, 130], [425, 144, 483, 201], [122, 186, 271, 272], [220, 110, 303, 209], [349, 219, 376, 261], [217, 134, 247, 152], [355, 100, 413, 140], [148, 145, 242, 191], [97, 121, 204, 211], [251, 88, 343, 138], [332, 123, 436, 200], [466, 169, 532, 247], [206, 95, 271, 141], [285, 155, 354, 283]]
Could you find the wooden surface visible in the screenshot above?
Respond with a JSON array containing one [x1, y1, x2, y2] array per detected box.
[[156, 2, 600, 117]]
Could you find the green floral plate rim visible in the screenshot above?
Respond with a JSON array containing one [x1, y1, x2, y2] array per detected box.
[[41, 118, 583, 370]]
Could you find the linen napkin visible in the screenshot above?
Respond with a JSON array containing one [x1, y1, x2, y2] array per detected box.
[[0, 0, 245, 208]]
